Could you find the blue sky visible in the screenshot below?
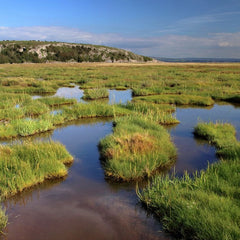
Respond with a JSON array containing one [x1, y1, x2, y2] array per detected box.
[[1, 0, 240, 57]]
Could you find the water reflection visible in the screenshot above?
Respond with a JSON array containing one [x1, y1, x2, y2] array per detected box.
[[108, 89, 132, 104], [2, 118, 171, 240], [54, 85, 85, 102], [166, 103, 240, 175], [1, 103, 239, 240], [31, 86, 132, 105]]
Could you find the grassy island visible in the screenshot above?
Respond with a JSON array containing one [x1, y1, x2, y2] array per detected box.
[[139, 122, 240, 240], [99, 116, 176, 181]]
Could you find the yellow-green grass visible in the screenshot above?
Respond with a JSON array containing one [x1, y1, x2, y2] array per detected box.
[[0, 93, 32, 109], [0, 141, 73, 232], [59, 102, 130, 121], [37, 96, 77, 107], [83, 88, 109, 100], [122, 102, 179, 125], [99, 115, 176, 181], [0, 101, 178, 139], [194, 122, 240, 158], [0, 209, 7, 234], [0, 103, 130, 139], [0, 141, 73, 198], [0, 63, 239, 104], [139, 123, 240, 240], [0, 97, 49, 121], [0, 118, 54, 139], [134, 94, 215, 106]]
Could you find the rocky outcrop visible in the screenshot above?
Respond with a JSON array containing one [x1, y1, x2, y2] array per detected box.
[[0, 41, 155, 63]]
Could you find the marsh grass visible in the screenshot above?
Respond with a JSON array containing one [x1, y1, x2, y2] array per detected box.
[[0, 141, 73, 198], [22, 100, 49, 117], [123, 102, 179, 125], [0, 100, 179, 139], [0, 141, 73, 231], [83, 88, 109, 100], [99, 115, 176, 181], [0, 93, 31, 109], [194, 122, 240, 159], [60, 102, 130, 121], [139, 122, 240, 240], [0, 102, 131, 139], [134, 94, 215, 106], [38, 96, 77, 107], [0, 208, 7, 234], [0, 63, 239, 104], [0, 98, 49, 121], [0, 118, 54, 139]]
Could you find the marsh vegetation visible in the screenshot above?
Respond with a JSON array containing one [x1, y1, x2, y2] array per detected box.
[[0, 62, 239, 239], [139, 122, 240, 240]]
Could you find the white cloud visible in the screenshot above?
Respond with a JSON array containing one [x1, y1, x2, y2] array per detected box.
[[0, 26, 240, 58]]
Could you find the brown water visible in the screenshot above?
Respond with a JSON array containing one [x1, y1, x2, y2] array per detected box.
[[1, 103, 240, 240]]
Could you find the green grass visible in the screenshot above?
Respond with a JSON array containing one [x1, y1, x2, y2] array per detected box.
[[0, 63, 239, 104], [0, 99, 49, 121], [122, 102, 179, 125], [134, 94, 215, 106], [0, 141, 73, 198], [99, 115, 176, 181], [0, 93, 32, 109], [0, 208, 7, 234], [0, 103, 131, 139], [83, 88, 109, 100], [38, 96, 77, 107], [139, 122, 240, 240], [0, 100, 179, 139], [0, 118, 54, 139], [194, 122, 240, 158], [0, 141, 73, 232]]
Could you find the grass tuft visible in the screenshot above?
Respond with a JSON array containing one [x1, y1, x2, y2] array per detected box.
[[99, 115, 176, 181], [139, 122, 240, 240]]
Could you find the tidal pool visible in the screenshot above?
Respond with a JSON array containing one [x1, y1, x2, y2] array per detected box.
[[1, 103, 239, 240], [108, 89, 132, 104], [32, 86, 133, 104], [54, 85, 84, 102]]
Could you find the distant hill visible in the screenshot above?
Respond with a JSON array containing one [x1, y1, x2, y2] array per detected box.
[[0, 40, 154, 64]]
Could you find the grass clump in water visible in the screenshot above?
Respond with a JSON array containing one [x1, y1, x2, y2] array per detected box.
[[0, 93, 31, 109], [0, 208, 7, 234], [134, 94, 214, 106], [38, 96, 77, 107], [0, 99, 49, 121], [0, 141, 73, 232], [123, 102, 179, 125], [22, 99, 49, 117], [139, 122, 240, 240], [0, 141, 73, 198], [83, 88, 109, 100], [61, 102, 130, 121], [194, 122, 240, 158], [99, 115, 176, 181], [0, 118, 54, 139]]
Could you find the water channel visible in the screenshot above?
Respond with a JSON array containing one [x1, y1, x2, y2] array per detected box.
[[1, 88, 239, 240]]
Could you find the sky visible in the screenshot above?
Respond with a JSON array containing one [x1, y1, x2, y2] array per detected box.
[[0, 0, 240, 58]]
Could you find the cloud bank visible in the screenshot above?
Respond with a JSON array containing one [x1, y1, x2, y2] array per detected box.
[[0, 26, 240, 58]]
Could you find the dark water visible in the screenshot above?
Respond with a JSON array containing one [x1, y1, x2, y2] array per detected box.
[[3, 119, 168, 240], [1, 103, 239, 240], [167, 103, 240, 175]]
